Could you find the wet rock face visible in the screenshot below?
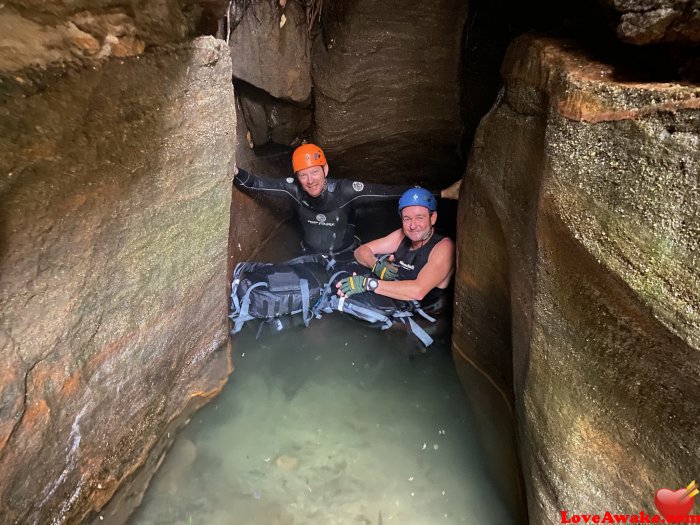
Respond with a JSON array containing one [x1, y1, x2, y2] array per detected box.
[[312, 0, 467, 184], [227, 99, 296, 278], [0, 0, 227, 73], [453, 34, 699, 523], [600, 0, 700, 44], [0, 0, 231, 103], [237, 81, 312, 147], [229, 0, 312, 104], [0, 36, 234, 524]]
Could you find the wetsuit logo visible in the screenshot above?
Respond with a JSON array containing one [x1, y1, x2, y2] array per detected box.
[[352, 181, 364, 192], [316, 214, 326, 223]]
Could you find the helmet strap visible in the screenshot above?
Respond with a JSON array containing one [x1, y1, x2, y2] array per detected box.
[[417, 226, 434, 248]]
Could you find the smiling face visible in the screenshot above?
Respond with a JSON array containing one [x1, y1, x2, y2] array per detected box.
[[296, 165, 328, 197], [401, 205, 437, 245]]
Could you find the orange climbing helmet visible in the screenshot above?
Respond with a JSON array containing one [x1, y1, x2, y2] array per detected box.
[[292, 143, 327, 173]]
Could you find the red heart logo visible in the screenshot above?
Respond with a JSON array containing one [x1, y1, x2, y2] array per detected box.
[[654, 488, 695, 520]]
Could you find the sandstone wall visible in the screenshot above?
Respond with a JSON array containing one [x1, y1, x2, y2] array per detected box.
[[228, 105, 297, 279], [0, 31, 236, 524], [228, 0, 313, 148], [227, 0, 468, 184], [312, 0, 468, 185], [229, 0, 312, 104], [599, 0, 700, 44], [454, 34, 699, 523]]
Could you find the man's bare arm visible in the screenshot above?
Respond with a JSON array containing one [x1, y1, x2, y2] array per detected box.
[[354, 229, 404, 269], [372, 238, 455, 301]]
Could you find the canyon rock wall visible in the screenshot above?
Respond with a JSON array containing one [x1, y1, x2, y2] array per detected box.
[[229, 0, 312, 104], [311, 0, 467, 185], [454, 34, 699, 523], [228, 0, 467, 185], [0, 24, 236, 525], [228, 106, 297, 276], [228, 0, 313, 148], [600, 0, 700, 44]]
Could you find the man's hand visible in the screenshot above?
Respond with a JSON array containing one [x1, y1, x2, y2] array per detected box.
[[232, 163, 239, 177], [372, 256, 398, 281], [336, 274, 369, 297]]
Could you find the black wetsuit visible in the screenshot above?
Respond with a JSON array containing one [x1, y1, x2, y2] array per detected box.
[[234, 169, 413, 255]]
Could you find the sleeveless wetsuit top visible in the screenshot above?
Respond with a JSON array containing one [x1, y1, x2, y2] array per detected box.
[[393, 231, 448, 307]]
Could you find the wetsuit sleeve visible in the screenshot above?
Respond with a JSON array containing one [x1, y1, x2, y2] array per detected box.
[[233, 168, 302, 204], [336, 180, 438, 209]]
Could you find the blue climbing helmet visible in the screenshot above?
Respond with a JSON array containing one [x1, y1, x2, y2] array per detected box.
[[398, 187, 437, 215]]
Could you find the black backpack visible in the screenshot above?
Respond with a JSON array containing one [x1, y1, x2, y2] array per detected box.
[[229, 255, 331, 334]]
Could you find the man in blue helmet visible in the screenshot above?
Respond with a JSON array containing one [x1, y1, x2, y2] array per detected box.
[[336, 187, 454, 307]]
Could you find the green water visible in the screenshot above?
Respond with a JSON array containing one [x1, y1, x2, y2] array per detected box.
[[129, 222, 523, 525], [128, 316, 522, 525]]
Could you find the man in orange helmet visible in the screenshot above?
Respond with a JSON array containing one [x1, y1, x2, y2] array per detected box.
[[233, 143, 460, 257]]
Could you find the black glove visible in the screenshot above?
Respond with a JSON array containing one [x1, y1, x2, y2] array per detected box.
[[372, 257, 399, 281]]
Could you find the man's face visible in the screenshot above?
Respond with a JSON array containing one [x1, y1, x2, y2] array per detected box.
[[401, 205, 436, 243], [296, 165, 327, 197]]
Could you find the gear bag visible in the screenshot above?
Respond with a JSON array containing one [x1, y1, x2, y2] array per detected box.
[[229, 254, 333, 335], [312, 268, 438, 347]]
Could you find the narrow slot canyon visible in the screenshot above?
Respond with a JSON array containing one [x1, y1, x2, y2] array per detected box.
[[0, 1, 698, 524]]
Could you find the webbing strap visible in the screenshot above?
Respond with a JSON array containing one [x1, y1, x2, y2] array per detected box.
[[328, 296, 393, 330], [230, 278, 241, 316], [407, 317, 434, 347], [312, 270, 350, 317], [230, 263, 247, 315], [230, 261, 263, 316], [284, 252, 336, 272], [345, 301, 392, 327], [231, 281, 267, 334], [300, 278, 312, 327], [413, 306, 436, 323], [326, 270, 350, 289], [255, 320, 266, 339], [346, 304, 394, 330], [285, 253, 325, 265]]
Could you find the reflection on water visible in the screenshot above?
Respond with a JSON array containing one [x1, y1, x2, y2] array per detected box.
[[129, 222, 522, 525]]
